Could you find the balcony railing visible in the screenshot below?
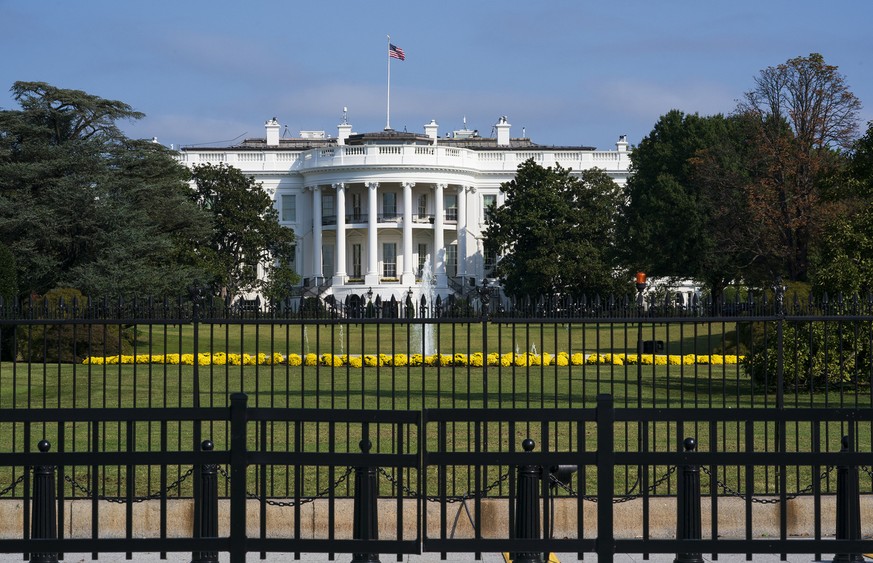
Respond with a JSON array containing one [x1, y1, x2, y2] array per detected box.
[[319, 212, 460, 226]]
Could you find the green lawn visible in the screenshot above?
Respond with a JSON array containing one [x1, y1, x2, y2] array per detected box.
[[1, 316, 869, 500], [124, 318, 745, 358]]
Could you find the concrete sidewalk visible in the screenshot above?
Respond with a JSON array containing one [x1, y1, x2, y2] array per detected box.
[[0, 552, 854, 563]]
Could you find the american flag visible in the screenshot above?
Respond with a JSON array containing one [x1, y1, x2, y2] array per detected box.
[[389, 43, 405, 61]]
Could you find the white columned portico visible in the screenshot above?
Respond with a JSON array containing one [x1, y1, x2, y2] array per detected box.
[[457, 186, 469, 280], [334, 183, 346, 284], [401, 181, 415, 286], [312, 185, 323, 281], [365, 182, 379, 285], [433, 183, 446, 288]]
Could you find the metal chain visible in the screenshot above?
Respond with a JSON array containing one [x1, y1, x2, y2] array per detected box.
[[700, 465, 834, 504], [217, 465, 354, 507], [0, 473, 26, 497], [378, 467, 510, 504], [548, 465, 676, 504], [862, 466, 873, 479], [64, 467, 194, 504]]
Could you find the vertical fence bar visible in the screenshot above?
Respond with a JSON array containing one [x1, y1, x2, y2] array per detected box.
[[229, 393, 248, 563], [596, 394, 615, 563]]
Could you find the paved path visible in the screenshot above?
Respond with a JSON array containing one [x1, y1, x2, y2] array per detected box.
[[0, 552, 853, 563]]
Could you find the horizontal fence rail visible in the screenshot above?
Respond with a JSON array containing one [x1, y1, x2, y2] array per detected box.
[[1, 396, 873, 561], [1, 290, 873, 560]]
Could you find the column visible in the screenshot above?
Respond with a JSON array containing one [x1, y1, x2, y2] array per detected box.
[[457, 186, 468, 280], [365, 182, 379, 285], [434, 183, 446, 288], [334, 183, 347, 284], [401, 182, 415, 285], [312, 186, 323, 281]]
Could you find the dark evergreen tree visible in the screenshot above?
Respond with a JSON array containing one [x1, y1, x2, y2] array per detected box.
[[0, 81, 212, 298]]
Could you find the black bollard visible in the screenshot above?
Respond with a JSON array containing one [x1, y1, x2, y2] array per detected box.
[[674, 437, 703, 563], [30, 439, 58, 563], [351, 439, 380, 563], [193, 440, 219, 563], [834, 435, 863, 563], [513, 438, 543, 563]]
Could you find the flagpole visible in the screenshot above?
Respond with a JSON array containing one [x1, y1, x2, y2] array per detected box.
[[386, 34, 391, 131]]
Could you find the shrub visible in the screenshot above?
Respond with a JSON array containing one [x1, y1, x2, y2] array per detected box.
[[744, 319, 873, 389], [16, 288, 134, 363]]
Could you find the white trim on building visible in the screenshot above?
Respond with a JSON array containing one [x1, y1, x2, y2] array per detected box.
[[178, 117, 631, 304]]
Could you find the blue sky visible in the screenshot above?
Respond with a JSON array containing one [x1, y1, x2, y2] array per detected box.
[[3, 1, 872, 150]]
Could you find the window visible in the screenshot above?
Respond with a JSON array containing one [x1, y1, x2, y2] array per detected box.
[[446, 244, 458, 277], [383, 243, 397, 278], [351, 193, 362, 222], [322, 245, 334, 278], [418, 194, 427, 218], [281, 194, 296, 222], [483, 194, 497, 221], [484, 248, 497, 276], [445, 194, 458, 222], [383, 192, 397, 217], [285, 245, 297, 272], [322, 193, 335, 222], [417, 243, 428, 277], [352, 244, 362, 278]]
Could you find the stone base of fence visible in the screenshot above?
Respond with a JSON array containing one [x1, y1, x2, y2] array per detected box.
[[0, 496, 871, 540]]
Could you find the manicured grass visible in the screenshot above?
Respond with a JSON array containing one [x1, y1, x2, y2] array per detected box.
[[1, 313, 869, 500], [126, 318, 745, 358]]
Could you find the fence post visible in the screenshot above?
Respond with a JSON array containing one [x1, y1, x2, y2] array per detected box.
[[193, 439, 219, 563], [352, 439, 380, 563], [30, 439, 57, 563], [512, 438, 543, 563], [674, 437, 702, 563], [229, 393, 248, 563], [834, 435, 863, 563], [596, 394, 615, 563]]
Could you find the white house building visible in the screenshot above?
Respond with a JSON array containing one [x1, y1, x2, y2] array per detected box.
[[177, 115, 630, 304]]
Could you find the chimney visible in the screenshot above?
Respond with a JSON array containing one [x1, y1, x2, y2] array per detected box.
[[337, 107, 352, 145], [616, 135, 629, 153], [495, 116, 511, 146], [265, 117, 280, 147], [424, 119, 439, 144], [337, 123, 352, 145]]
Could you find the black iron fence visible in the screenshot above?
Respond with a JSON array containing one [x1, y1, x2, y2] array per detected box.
[[1, 395, 873, 562], [1, 289, 872, 501]]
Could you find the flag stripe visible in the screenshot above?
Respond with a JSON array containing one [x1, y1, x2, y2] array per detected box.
[[389, 43, 405, 61]]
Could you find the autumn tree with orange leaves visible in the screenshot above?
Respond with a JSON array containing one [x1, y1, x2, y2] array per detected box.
[[738, 53, 861, 282]]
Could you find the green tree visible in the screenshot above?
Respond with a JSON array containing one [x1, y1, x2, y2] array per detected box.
[[0, 81, 211, 298], [0, 242, 17, 360], [484, 160, 627, 297], [810, 121, 873, 294], [617, 110, 755, 300], [0, 242, 16, 303], [189, 163, 297, 300]]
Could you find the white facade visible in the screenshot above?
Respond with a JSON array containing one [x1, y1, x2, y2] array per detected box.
[[178, 117, 631, 304]]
